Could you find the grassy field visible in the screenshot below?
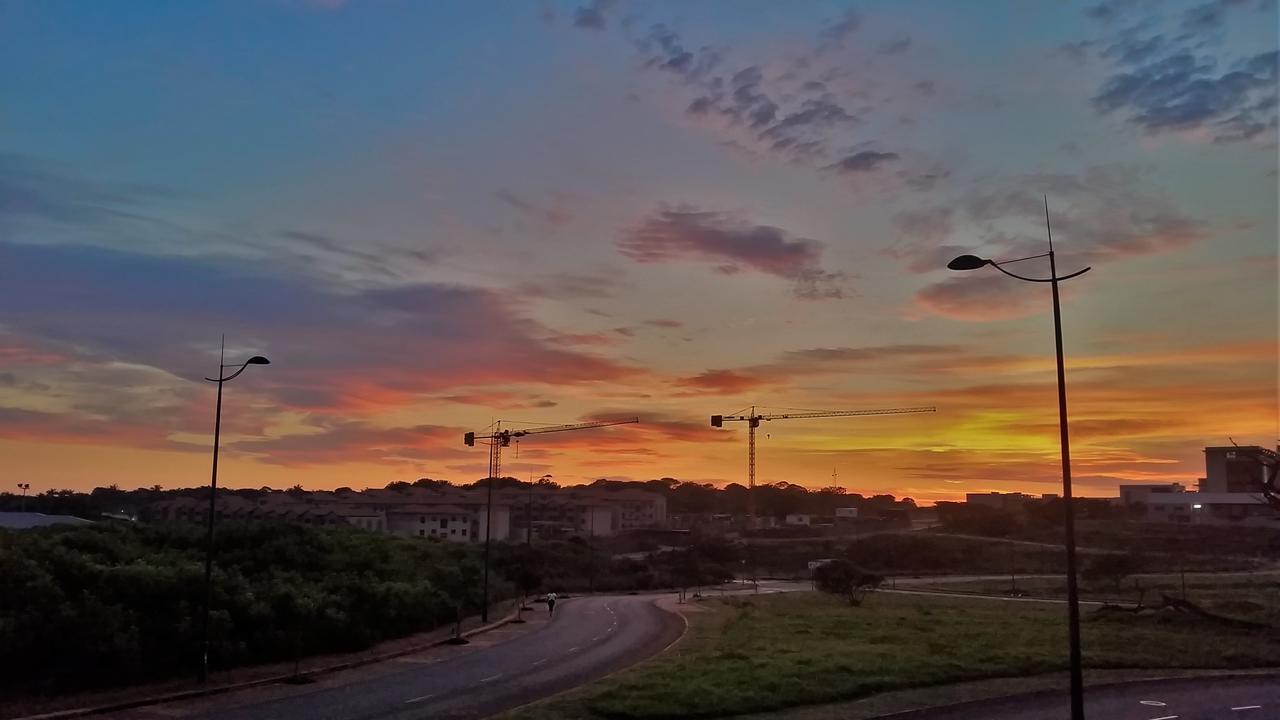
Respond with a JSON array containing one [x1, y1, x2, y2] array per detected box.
[[909, 571, 1280, 624], [509, 591, 1280, 720]]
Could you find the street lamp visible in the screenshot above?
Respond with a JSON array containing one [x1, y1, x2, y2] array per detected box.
[[17, 483, 30, 513], [947, 197, 1091, 720], [198, 346, 269, 683]]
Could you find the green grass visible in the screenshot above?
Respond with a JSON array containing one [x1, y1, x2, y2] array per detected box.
[[910, 572, 1280, 624], [509, 591, 1280, 720]]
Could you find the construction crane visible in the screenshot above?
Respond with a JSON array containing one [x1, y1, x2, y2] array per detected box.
[[463, 417, 639, 621], [711, 405, 936, 530]]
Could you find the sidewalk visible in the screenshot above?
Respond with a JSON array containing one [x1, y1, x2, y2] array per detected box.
[[3, 599, 522, 720]]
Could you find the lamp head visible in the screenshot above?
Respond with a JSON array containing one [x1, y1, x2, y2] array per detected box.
[[947, 254, 991, 271], [246, 356, 271, 365]]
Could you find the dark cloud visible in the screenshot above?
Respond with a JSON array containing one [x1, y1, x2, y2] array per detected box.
[[618, 208, 846, 300], [878, 36, 912, 56], [572, 0, 616, 30], [633, 24, 866, 167], [0, 242, 638, 416], [495, 189, 574, 227], [0, 152, 167, 231], [1093, 50, 1278, 142], [826, 150, 899, 174], [645, 318, 683, 328], [673, 369, 766, 395], [1076, 0, 1278, 143], [516, 272, 619, 300], [816, 8, 861, 54]]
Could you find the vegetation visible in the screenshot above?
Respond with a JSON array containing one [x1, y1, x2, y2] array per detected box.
[[0, 520, 741, 696], [0, 477, 918, 528], [811, 560, 882, 605], [511, 591, 1280, 720]]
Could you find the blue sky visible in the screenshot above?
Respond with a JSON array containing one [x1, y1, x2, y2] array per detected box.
[[0, 0, 1276, 500]]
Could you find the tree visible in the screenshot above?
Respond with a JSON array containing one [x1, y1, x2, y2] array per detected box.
[[1083, 552, 1142, 591], [812, 559, 883, 606]]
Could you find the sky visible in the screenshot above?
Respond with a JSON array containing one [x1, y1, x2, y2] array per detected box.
[[0, 0, 1276, 503]]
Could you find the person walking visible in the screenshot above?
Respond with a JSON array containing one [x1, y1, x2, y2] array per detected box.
[[546, 591, 557, 616]]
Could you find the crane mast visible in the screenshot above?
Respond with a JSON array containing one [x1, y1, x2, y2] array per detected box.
[[463, 416, 639, 622], [711, 404, 931, 527]]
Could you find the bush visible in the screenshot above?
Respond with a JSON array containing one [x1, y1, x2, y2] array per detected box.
[[812, 559, 883, 606]]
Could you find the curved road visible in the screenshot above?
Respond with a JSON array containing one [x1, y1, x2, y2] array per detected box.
[[891, 675, 1280, 720], [117, 595, 683, 720]]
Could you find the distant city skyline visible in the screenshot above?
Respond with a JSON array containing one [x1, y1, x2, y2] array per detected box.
[[0, 0, 1276, 501]]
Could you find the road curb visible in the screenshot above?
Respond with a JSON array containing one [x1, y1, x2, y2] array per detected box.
[[865, 670, 1280, 720], [10, 607, 522, 720]]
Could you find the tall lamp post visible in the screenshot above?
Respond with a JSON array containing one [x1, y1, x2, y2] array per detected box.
[[17, 483, 30, 513], [946, 197, 1091, 720], [198, 346, 270, 683]]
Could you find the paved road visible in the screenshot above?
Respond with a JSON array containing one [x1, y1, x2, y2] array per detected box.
[[890, 675, 1280, 719], [118, 595, 683, 720]]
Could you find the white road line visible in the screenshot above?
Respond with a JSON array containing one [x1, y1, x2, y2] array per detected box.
[[532, 658, 548, 666], [1232, 706, 1263, 711], [1141, 700, 1167, 706], [480, 673, 504, 683], [404, 694, 434, 704], [568, 645, 582, 652], [1148, 715, 1178, 720]]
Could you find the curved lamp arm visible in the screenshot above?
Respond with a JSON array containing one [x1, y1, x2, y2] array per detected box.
[[990, 261, 1092, 284], [205, 356, 269, 383]]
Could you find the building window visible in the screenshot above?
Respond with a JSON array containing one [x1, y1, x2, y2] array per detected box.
[[450, 529, 456, 535], [440, 518, 448, 529], [419, 529, 424, 537], [420, 515, 425, 523], [461, 528, 467, 536]]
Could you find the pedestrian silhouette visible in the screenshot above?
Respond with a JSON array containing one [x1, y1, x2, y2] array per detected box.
[[546, 591, 557, 615]]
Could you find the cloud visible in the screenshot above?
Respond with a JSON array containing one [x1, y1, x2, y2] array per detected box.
[[911, 277, 1059, 322], [1093, 50, 1278, 142], [816, 8, 861, 54], [885, 166, 1207, 292], [645, 319, 683, 328], [1076, 1, 1279, 143], [0, 242, 639, 416], [225, 420, 470, 468], [618, 208, 846, 300], [826, 150, 900, 174], [573, 0, 617, 30], [630, 24, 872, 168], [516, 272, 619, 300], [674, 369, 768, 395], [495, 189, 574, 228], [878, 36, 912, 56]]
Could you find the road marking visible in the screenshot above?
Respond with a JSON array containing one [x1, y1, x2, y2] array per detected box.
[[1148, 715, 1178, 720], [404, 694, 434, 704], [1141, 701, 1167, 706], [532, 658, 548, 666], [480, 673, 504, 682], [1232, 706, 1262, 711], [569, 645, 582, 652]]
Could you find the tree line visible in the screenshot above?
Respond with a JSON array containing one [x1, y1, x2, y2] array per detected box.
[[0, 520, 736, 696]]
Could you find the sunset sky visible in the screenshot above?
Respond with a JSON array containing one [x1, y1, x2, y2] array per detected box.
[[1, 0, 1276, 503]]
